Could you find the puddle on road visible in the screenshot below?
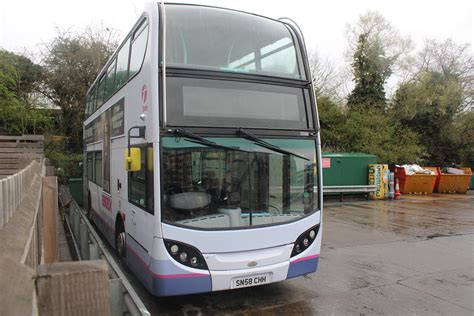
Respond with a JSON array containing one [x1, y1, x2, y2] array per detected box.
[[324, 194, 474, 239]]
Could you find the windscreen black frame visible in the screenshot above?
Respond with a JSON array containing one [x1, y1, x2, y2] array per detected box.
[[165, 75, 311, 130]]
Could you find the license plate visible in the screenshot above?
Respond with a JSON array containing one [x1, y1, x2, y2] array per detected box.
[[231, 273, 272, 289]]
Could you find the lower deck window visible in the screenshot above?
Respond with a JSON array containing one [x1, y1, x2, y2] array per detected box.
[[86, 152, 93, 181], [94, 151, 102, 186]]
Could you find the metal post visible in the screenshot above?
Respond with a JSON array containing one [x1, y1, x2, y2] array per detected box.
[[124, 294, 142, 316], [68, 204, 74, 228], [73, 210, 80, 241], [89, 243, 100, 260], [109, 278, 125, 316], [80, 222, 90, 260]]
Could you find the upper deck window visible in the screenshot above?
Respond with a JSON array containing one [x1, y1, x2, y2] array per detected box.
[[165, 5, 305, 80]]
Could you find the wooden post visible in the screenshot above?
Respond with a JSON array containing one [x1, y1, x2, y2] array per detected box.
[[36, 260, 111, 316], [0, 257, 35, 316], [0, 180, 4, 229], [45, 166, 54, 177], [42, 176, 58, 263]]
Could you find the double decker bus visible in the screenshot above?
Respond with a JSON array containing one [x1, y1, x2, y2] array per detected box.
[[83, 3, 322, 296]]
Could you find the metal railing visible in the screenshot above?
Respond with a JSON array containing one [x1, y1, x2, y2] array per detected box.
[[323, 185, 377, 193], [59, 186, 150, 316]]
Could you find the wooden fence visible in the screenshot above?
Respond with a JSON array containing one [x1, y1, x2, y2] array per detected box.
[[0, 158, 45, 315], [0, 134, 44, 179], [0, 158, 112, 315]]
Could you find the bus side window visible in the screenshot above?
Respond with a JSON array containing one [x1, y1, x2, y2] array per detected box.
[[97, 75, 106, 109], [87, 152, 94, 182], [95, 151, 103, 187], [85, 94, 91, 117], [104, 59, 116, 101], [129, 23, 149, 78], [115, 38, 130, 90], [90, 86, 97, 112], [128, 144, 153, 214]]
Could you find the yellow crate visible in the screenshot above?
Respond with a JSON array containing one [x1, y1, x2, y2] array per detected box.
[[369, 164, 389, 199]]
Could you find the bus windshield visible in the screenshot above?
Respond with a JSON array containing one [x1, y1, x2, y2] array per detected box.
[[161, 137, 317, 229], [165, 4, 305, 80]]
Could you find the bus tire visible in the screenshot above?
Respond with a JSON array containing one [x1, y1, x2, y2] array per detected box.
[[115, 219, 127, 265]]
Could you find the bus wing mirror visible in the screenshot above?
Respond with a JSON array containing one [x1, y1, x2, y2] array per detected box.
[[137, 126, 146, 138], [125, 148, 141, 171]]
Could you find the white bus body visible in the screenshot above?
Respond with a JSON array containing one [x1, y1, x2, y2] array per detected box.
[[84, 3, 322, 296]]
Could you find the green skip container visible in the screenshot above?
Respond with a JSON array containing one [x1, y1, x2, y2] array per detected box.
[[322, 153, 379, 188], [68, 178, 84, 206]]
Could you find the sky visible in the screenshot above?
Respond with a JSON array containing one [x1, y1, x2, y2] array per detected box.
[[0, 0, 472, 70]]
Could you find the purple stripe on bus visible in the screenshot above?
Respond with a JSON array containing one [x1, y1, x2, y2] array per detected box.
[[126, 237, 206, 278], [287, 255, 319, 279], [151, 274, 212, 296], [125, 236, 212, 296], [126, 243, 153, 290], [91, 207, 115, 246]]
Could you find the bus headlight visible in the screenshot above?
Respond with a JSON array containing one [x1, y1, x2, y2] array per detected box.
[[291, 224, 320, 257], [164, 239, 208, 270], [170, 244, 179, 254], [303, 238, 309, 247]]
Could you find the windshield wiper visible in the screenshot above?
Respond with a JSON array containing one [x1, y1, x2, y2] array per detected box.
[[171, 128, 250, 153], [236, 128, 309, 161]]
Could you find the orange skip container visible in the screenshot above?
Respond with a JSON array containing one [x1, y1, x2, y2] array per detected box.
[[435, 167, 472, 194], [395, 167, 437, 194]]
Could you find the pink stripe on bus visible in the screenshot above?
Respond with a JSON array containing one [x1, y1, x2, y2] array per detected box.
[[292, 254, 320, 263], [152, 273, 209, 279], [126, 241, 208, 279]]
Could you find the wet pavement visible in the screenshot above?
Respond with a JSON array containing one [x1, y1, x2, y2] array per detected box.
[[129, 193, 474, 315]]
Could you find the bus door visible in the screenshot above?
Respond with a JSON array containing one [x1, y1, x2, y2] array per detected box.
[[127, 144, 154, 251]]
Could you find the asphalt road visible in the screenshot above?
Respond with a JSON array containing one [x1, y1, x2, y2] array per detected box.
[[125, 193, 474, 315]]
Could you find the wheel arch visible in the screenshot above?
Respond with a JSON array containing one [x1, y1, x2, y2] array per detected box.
[[115, 212, 124, 238]]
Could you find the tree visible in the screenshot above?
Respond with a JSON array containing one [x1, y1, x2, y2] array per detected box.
[[0, 49, 51, 134], [316, 91, 425, 163], [338, 108, 424, 163], [308, 51, 346, 101], [0, 49, 42, 103], [40, 25, 118, 152], [413, 39, 473, 111], [346, 11, 411, 111], [392, 71, 464, 165], [345, 11, 412, 75], [346, 33, 389, 110], [392, 38, 474, 166], [316, 96, 346, 152], [453, 112, 474, 166]]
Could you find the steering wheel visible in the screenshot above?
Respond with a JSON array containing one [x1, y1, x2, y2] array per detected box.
[[165, 183, 183, 195], [263, 202, 281, 215]]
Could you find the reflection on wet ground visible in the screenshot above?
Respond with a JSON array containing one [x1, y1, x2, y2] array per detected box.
[[131, 192, 474, 315], [324, 193, 474, 238]]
